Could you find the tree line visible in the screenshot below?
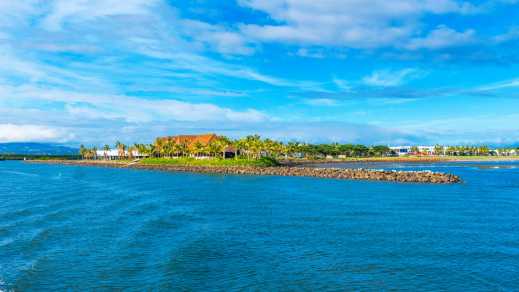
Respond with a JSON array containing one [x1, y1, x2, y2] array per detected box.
[[79, 135, 519, 160]]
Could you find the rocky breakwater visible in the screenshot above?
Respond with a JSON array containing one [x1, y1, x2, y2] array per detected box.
[[134, 165, 461, 184], [28, 160, 461, 184]]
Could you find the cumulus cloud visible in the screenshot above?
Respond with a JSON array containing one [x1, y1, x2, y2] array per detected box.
[[0, 124, 73, 143], [0, 0, 518, 146], [1, 84, 269, 124], [239, 0, 479, 49]]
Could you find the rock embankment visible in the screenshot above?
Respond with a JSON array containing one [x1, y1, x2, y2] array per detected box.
[[29, 160, 461, 184]]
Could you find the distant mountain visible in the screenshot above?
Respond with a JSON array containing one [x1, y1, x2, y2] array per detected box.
[[0, 143, 78, 155]]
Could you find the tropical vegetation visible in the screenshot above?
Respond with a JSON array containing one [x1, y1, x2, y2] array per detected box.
[[79, 134, 519, 161]]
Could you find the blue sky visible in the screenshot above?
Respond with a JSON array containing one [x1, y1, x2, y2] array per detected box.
[[1, 0, 519, 146]]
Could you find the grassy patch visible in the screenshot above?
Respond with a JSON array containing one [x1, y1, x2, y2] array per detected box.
[[140, 157, 280, 167]]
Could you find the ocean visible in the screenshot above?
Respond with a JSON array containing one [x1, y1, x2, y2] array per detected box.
[[1, 160, 518, 290]]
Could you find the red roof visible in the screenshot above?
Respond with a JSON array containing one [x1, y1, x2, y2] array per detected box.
[[159, 133, 218, 148]]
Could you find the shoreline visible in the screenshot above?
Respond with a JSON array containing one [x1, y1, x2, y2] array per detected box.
[[27, 159, 462, 184], [280, 156, 519, 166]]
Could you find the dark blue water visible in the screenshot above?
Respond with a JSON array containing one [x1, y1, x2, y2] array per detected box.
[[1, 161, 519, 291]]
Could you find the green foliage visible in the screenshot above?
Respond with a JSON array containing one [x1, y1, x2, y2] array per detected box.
[[256, 156, 280, 167], [79, 132, 519, 163], [140, 156, 279, 167]]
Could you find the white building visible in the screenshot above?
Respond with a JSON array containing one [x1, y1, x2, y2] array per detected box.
[[492, 148, 519, 156], [390, 146, 411, 156], [95, 149, 148, 160], [389, 146, 437, 156], [417, 146, 436, 155]]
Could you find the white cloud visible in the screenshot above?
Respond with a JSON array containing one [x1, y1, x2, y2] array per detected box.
[[0, 124, 72, 142], [303, 98, 338, 106], [1, 0, 254, 59], [0, 1, 39, 28], [1, 0, 518, 146], [40, 0, 160, 31], [494, 27, 519, 43], [333, 78, 352, 91], [363, 68, 426, 87], [295, 48, 325, 59], [239, 0, 479, 49], [473, 78, 519, 91], [1, 84, 269, 124], [406, 25, 476, 49], [179, 19, 254, 55]]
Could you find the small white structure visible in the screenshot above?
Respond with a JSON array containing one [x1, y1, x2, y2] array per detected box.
[[390, 146, 411, 156], [492, 148, 519, 156], [96, 149, 119, 159], [417, 146, 436, 155], [95, 150, 148, 160]]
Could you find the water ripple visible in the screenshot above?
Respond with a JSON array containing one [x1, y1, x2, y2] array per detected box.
[[1, 161, 519, 290]]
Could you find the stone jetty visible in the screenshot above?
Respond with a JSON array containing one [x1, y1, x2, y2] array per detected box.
[[29, 160, 461, 184]]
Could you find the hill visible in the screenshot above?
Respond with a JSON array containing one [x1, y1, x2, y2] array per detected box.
[[0, 143, 78, 155]]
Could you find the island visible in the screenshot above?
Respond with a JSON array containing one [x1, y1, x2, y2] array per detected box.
[[24, 133, 475, 184]]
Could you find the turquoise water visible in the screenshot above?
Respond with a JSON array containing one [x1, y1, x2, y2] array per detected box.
[[1, 161, 519, 291]]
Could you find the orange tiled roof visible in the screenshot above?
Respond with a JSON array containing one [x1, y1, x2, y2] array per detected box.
[[159, 133, 218, 147]]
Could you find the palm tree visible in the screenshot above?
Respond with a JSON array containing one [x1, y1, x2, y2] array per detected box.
[[217, 136, 232, 159], [127, 145, 135, 160], [235, 138, 247, 159], [162, 139, 174, 158], [79, 144, 86, 160], [192, 142, 204, 157], [147, 144, 155, 158], [178, 142, 188, 157], [244, 135, 262, 159], [134, 143, 146, 158], [171, 142, 181, 157], [92, 146, 98, 160], [115, 141, 126, 160], [286, 142, 300, 158], [263, 138, 276, 157], [81, 146, 94, 160], [153, 138, 164, 158], [103, 144, 110, 160], [207, 140, 221, 158], [434, 145, 444, 156], [479, 145, 489, 156]]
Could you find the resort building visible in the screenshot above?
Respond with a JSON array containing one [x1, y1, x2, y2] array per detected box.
[[159, 133, 218, 146], [389, 146, 437, 156], [491, 148, 518, 156], [157, 133, 236, 158], [390, 146, 411, 156], [95, 149, 148, 160]]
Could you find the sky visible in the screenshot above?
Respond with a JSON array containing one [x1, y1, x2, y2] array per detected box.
[[1, 0, 519, 146]]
